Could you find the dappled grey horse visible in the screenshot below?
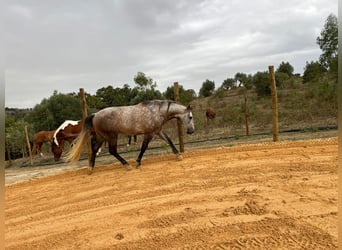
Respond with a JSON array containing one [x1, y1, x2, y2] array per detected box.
[[66, 100, 195, 172]]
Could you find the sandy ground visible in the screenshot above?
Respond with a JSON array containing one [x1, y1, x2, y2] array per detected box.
[[5, 137, 338, 249]]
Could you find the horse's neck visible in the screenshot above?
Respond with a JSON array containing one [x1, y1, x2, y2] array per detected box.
[[166, 103, 184, 120]]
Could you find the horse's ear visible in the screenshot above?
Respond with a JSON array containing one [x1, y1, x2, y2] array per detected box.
[[187, 104, 192, 111]]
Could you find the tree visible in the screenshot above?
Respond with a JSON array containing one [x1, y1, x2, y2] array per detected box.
[[163, 85, 196, 105], [221, 78, 235, 90], [316, 14, 338, 72], [85, 93, 106, 110], [96, 86, 117, 107], [199, 79, 215, 97], [182, 89, 196, 103], [303, 61, 327, 83], [5, 119, 33, 159], [25, 91, 83, 131], [276, 61, 294, 76], [96, 84, 139, 107], [275, 72, 290, 88], [134, 72, 156, 91], [131, 89, 163, 104], [253, 71, 270, 96], [234, 72, 248, 87], [244, 74, 254, 90], [132, 72, 163, 103]]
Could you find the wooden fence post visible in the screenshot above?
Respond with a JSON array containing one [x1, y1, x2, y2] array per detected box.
[[5, 138, 12, 166], [24, 126, 33, 165], [268, 66, 279, 142], [244, 94, 249, 136], [79, 88, 92, 164], [173, 82, 184, 153]]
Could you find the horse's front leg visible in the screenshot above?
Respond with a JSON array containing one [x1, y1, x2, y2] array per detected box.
[[36, 143, 43, 157], [136, 134, 153, 168], [108, 135, 130, 169], [158, 131, 182, 159]]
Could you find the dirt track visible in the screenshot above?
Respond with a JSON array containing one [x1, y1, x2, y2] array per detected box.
[[5, 137, 338, 249]]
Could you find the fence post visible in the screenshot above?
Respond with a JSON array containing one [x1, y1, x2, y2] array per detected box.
[[79, 88, 92, 164], [5, 138, 12, 166], [173, 82, 184, 153], [244, 94, 249, 136], [24, 126, 33, 165], [268, 66, 279, 142]]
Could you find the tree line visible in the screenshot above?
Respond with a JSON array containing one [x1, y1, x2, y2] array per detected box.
[[5, 14, 337, 160]]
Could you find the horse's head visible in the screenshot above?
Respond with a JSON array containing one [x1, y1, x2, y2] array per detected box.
[[182, 104, 195, 134], [168, 102, 195, 134], [51, 139, 64, 161]]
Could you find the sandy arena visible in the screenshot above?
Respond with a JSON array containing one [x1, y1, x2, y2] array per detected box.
[[5, 137, 338, 249]]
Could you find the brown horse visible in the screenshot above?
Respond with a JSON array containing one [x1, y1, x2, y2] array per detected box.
[[66, 100, 195, 172], [31, 130, 55, 156], [205, 108, 216, 124], [51, 120, 83, 161]]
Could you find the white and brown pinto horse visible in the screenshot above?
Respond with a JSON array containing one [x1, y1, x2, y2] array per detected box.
[[66, 100, 195, 172], [52, 120, 83, 161]]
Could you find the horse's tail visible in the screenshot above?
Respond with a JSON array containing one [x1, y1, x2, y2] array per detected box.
[[65, 114, 95, 164]]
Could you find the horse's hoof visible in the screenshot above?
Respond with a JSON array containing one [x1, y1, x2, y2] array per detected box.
[[125, 165, 133, 171], [177, 154, 183, 161], [87, 167, 93, 175]]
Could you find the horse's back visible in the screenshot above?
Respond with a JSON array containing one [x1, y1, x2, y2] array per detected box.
[[92, 102, 165, 136], [64, 120, 83, 134], [34, 130, 55, 141]]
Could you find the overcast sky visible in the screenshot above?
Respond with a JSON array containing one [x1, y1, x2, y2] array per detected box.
[[5, 0, 337, 108]]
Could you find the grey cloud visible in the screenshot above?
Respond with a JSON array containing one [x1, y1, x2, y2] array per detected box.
[[4, 0, 337, 108]]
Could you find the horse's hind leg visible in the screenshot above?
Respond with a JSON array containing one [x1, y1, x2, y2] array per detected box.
[[31, 143, 37, 155], [89, 134, 104, 173], [136, 134, 154, 168]]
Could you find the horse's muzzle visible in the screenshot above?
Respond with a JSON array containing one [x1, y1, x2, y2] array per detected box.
[[187, 128, 194, 134]]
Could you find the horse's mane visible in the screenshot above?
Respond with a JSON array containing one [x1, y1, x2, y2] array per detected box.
[[53, 120, 80, 146], [140, 99, 175, 106]]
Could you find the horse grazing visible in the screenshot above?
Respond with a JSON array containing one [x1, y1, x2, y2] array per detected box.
[[205, 108, 216, 124], [31, 130, 55, 156], [66, 100, 195, 172], [51, 120, 83, 161]]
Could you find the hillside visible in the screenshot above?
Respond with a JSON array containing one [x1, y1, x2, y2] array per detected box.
[[190, 74, 337, 137]]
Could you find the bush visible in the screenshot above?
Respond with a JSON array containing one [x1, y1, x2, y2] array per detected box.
[[253, 71, 271, 96], [303, 61, 327, 83]]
